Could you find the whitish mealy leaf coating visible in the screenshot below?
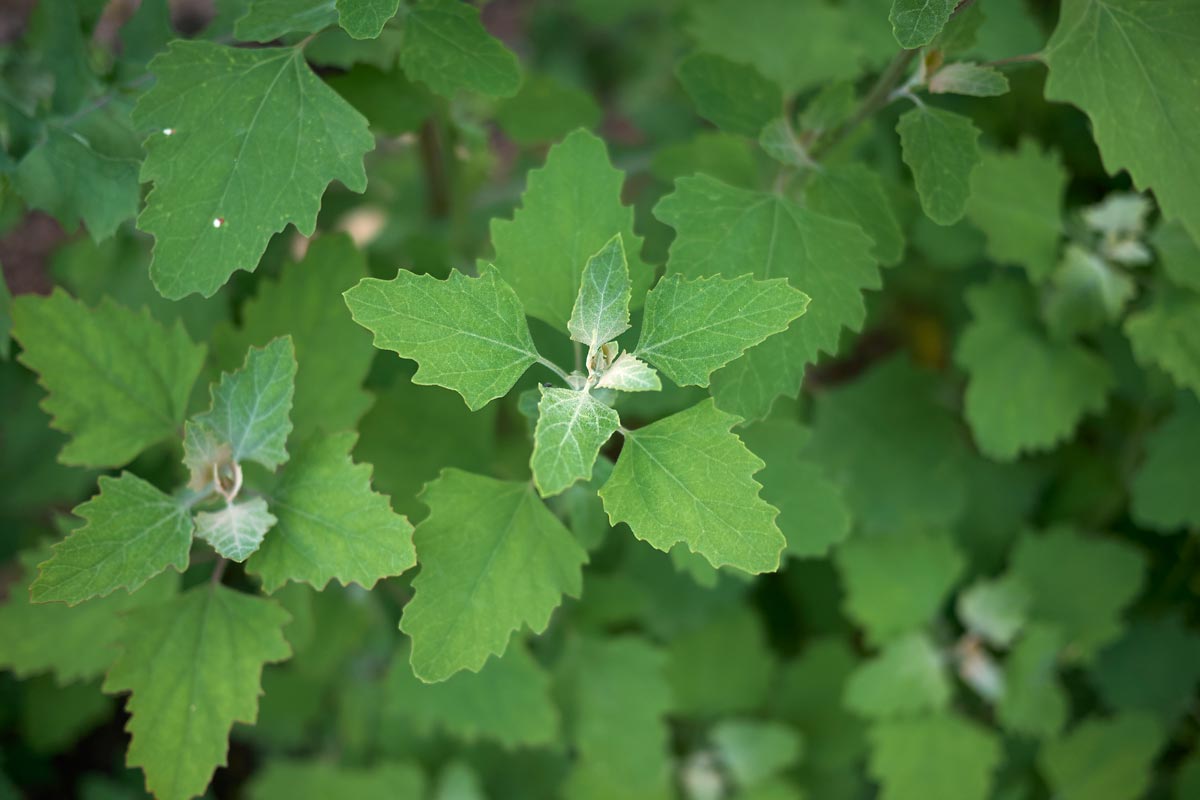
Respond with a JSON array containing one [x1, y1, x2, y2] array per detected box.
[[195, 497, 277, 563], [531, 387, 620, 498], [568, 234, 632, 351]]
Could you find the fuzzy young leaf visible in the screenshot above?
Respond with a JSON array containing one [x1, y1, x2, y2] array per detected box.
[[345, 268, 539, 411], [897, 106, 982, 225], [965, 140, 1067, 282], [195, 497, 277, 563], [531, 387, 620, 498], [30, 473, 193, 605], [890, 0, 956, 48], [384, 640, 558, 748], [568, 234, 631, 350], [134, 41, 373, 298], [868, 714, 1001, 800], [247, 432, 416, 592], [600, 400, 785, 574], [1125, 287, 1200, 397], [928, 63, 1009, 97], [1131, 395, 1200, 531], [186, 336, 297, 475], [635, 274, 809, 388], [399, 0, 520, 98], [491, 129, 650, 332], [103, 585, 291, 800], [595, 353, 661, 392], [11, 290, 206, 468], [1044, 0, 1200, 245], [400, 469, 587, 682], [676, 53, 782, 136], [956, 278, 1112, 460], [654, 174, 878, 419]]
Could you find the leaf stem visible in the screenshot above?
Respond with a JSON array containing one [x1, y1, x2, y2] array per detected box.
[[984, 52, 1045, 68], [536, 357, 572, 385], [811, 47, 920, 160]]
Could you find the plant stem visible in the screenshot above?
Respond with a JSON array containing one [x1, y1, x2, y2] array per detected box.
[[812, 47, 920, 161], [419, 118, 452, 220], [211, 558, 228, 586], [536, 357, 572, 385], [985, 52, 1045, 68]]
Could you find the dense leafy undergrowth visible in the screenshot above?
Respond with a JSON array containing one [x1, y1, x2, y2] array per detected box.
[[1, 0, 1199, 798]]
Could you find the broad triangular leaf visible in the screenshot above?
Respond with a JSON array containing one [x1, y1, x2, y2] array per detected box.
[[890, 0, 956, 48], [399, 0, 520, 98], [897, 106, 982, 225], [103, 584, 291, 800], [246, 431, 416, 591], [867, 714, 1001, 800], [195, 496, 277, 562], [654, 174, 878, 419], [845, 634, 950, 720], [676, 52, 782, 136], [31, 473, 193, 605], [599, 400, 785, 574], [337, 0, 399, 39], [568, 234, 632, 350], [134, 41, 373, 298], [1045, 0, 1200, 244], [491, 129, 650, 332], [1039, 713, 1165, 800], [806, 163, 905, 266], [186, 336, 297, 475], [956, 278, 1112, 460], [531, 387, 620, 498], [400, 469, 587, 682], [11, 290, 206, 468], [634, 274, 809, 387], [344, 267, 540, 411]]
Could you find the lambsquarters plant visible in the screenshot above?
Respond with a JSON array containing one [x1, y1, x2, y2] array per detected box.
[[1, 1, 1199, 799]]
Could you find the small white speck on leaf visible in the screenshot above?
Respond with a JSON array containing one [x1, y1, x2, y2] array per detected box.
[[213, 218, 224, 229], [162, 128, 175, 136]]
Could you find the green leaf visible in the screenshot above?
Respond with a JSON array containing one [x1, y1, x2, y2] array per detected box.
[[1153, 221, 1200, 292], [186, 336, 297, 475], [384, 639, 558, 748], [568, 234, 632, 350], [134, 41, 373, 298], [635, 274, 809, 387], [928, 62, 1010, 97], [803, 357, 969, 536], [845, 634, 950, 719], [595, 352, 661, 392], [955, 278, 1113, 460], [0, 548, 177, 684], [1044, 0, 1200, 245], [559, 636, 673, 800], [247, 431, 415, 591], [897, 106, 982, 225], [495, 74, 603, 145], [964, 140, 1067, 281], [654, 174, 878, 419], [248, 761, 424, 800], [1006, 527, 1145, 659], [666, 606, 776, 716], [213, 234, 375, 441], [235, 0, 336, 42], [711, 720, 803, 788], [805, 163, 905, 266], [399, 0, 520, 98], [890, 0, 956, 48], [1131, 395, 1200, 531], [1040, 713, 1165, 800], [1125, 287, 1200, 397], [14, 128, 140, 242], [30, 473, 193, 605], [326, 65, 434, 135], [997, 624, 1067, 738], [774, 637, 866, 770], [1044, 244, 1137, 339], [867, 714, 1001, 800], [337, 0, 399, 39], [400, 469, 587, 682], [531, 387, 620, 498], [345, 267, 539, 411], [103, 584, 291, 800], [600, 400, 786, 574], [956, 575, 1030, 648], [11, 290, 206, 468], [1092, 615, 1200, 725], [491, 129, 650, 332], [676, 53, 782, 136], [195, 496, 277, 562], [835, 531, 965, 645], [740, 419, 850, 559]]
